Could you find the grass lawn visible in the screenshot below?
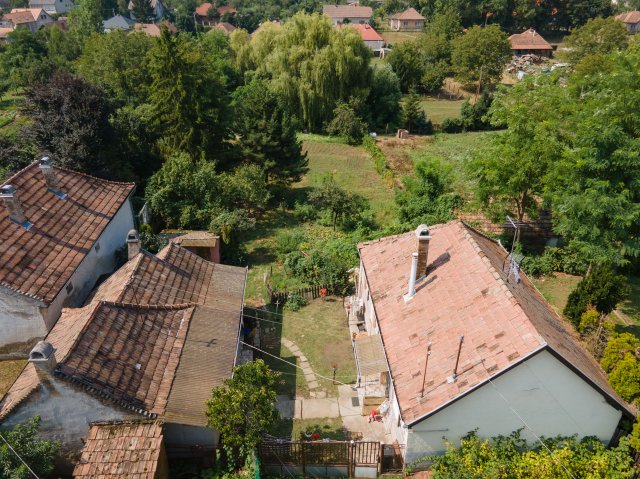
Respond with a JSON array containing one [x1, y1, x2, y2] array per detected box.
[[0, 360, 26, 396], [531, 273, 581, 316], [380, 30, 422, 45], [417, 97, 465, 124]]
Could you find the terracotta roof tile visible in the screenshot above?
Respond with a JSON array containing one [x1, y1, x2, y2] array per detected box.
[[73, 421, 164, 479], [322, 4, 372, 18], [358, 221, 635, 425], [0, 162, 134, 303], [340, 23, 383, 41], [389, 7, 424, 20], [616, 11, 640, 24]]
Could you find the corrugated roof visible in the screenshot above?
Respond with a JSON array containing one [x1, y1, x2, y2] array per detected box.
[[322, 4, 372, 18], [389, 7, 424, 20], [0, 162, 134, 304], [73, 421, 164, 478], [358, 221, 635, 425], [508, 28, 553, 51]]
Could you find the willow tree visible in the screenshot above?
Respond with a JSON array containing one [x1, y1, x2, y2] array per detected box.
[[259, 13, 371, 132]]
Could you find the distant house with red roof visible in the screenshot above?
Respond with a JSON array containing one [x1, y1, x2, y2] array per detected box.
[[508, 28, 553, 57], [323, 4, 372, 25], [341, 23, 384, 51], [1, 8, 52, 31], [195, 2, 237, 26], [616, 11, 640, 33], [388, 7, 424, 31], [351, 222, 635, 461]]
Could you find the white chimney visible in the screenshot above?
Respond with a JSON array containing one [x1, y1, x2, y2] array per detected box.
[[404, 252, 419, 302], [38, 157, 62, 195], [0, 185, 27, 225], [29, 341, 57, 378], [127, 229, 140, 260]]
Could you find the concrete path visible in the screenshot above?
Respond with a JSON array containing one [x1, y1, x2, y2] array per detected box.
[[281, 337, 327, 398]]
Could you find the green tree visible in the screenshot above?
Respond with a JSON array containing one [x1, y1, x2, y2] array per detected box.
[[308, 173, 369, 230], [601, 333, 640, 373], [205, 360, 280, 458], [325, 100, 367, 145], [68, 0, 104, 38], [564, 17, 629, 64], [0, 416, 60, 479], [0, 29, 49, 89], [451, 24, 511, 88], [147, 28, 230, 158], [401, 91, 431, 134], [131, 0, 155, 22], [600, 333, 640, 406], [563, 263, 629, 327], [386, 40, 425, 93], [231, 79, 308, 186], [366, 64, 402, 131]]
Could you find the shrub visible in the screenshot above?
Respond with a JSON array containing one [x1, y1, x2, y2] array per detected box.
[[578, 309, 600, 334], [362, 135, 388, 176], [275, 230, 305, 255], [292, 201, 317, 222], [521, 247, 588, 277], [441, 117, 464, 133], [285, 292, 307, 311]]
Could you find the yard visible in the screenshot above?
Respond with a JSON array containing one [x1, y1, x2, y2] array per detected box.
[[417, 97, 466, 124], [380, 30, 422, 46], [0, 360, 26, 396]]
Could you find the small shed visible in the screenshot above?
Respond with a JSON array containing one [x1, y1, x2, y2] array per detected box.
[[508, 28, 553, 57]]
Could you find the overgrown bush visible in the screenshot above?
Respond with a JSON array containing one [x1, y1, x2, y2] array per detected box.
[[441, 117, 464, 133], [362, 135, 388, 176], [578, 309, 600, 334], [285, 292, 307, 311], [520, 247, 588, 277], [563, 263, 628, 327]]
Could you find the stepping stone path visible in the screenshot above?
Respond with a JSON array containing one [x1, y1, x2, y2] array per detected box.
[[281, 337, 326, 398]]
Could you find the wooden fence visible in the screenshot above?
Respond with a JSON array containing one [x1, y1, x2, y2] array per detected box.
[[270, 285, 333, 306], [258, 440, 381, 478]]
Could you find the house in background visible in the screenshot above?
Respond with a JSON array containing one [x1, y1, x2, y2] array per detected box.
[[213, 21, 235, 34], [0, 235, 247, 470], [133, 20, 178, 36], [102, 13, 136, 31], [341, 23, 384, 52], [0, 159, 134, 355], [508, 28, 553, 57], [73, 421, 169, 479], [128, 0, 165, 21], [1, 8, 53, 31], [0, 27, 12, 41], [388, 7, 424, 31], [194, 3, 237, 26], [352, 221, 635, 462], [322, 4, 372, 25], [616, 11, 640, 33], [28, 0, 73, 15]]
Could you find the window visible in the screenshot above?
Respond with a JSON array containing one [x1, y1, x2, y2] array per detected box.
[[66, 282, 74, 294], [403, 21, 408, 26], [415, 21, 422, 27]]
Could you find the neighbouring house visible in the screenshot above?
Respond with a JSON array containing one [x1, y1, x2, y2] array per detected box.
[[194, 3, 237, 26], [73, 421, 169, 479], [508, 28, 553, 57], [351, 221, 635, 462], [0, 27, 12, 41], [0, 159, 135, 355], [0, 234, 247, 470], [1, 8, 53, 31], [616, 11, 640, 33], [103, 14, 136, 32], [168, 231, 221, 263], [28, 0, 73, 15], [128, 0, 165, 21], [322, 4, 372, 25], [133, 20, 177, 36], [213, 21, 235, 34], [341, 23, 384, 52], [388, 7, 424, 31]]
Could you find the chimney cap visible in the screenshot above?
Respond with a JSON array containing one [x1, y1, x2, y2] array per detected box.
[[38, 156, 53, 169], [415, 224, 431, 239], [29, 340, 55, 361], [127, 229, 139, 242], [0, 184, 17, 197]]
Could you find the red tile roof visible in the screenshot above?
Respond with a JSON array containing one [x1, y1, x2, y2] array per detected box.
[[214, 21, 236, 34], [389, 7, 424, 21], [3, 8, 45, 23], [195, 2, 212, 16], [0, 244, 247, 422], [73, 421, 164, 478], [616, 11, 640, 24], [217, 5, 236, 15], [0, 162, 134, 304], [322, 4, 372, 19], [508, 28, 553, 51], [358, 221, 635, 425], [341, 23, 383, 42]]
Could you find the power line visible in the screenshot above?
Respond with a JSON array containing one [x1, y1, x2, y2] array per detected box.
[[0, 433, 41, 479]]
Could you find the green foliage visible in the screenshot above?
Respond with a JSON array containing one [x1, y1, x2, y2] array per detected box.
[[68, 0, 105, 38], [563, 264, 629, 326], [402, 91, 432, 135], [139, 224, 167, 254], [206, 360, 280, 458], [284, 292, 307, 311], [601, 333, 640, 373], [578, 308, 601, 334], [520, 247, 588, 278], [362, 135, 388, 176], [451, 25, 511, 88], [0, 416, 60, 479], [600, 332, 640, 406], [396, 156, 461, 226], [308, 173, 370, 231], [565, 17, 629, 64], [131, 0, 155, 23], [366, 64, 401, 131], [428, 430, 635, 479], [0, 29, 51, 90], [387, 40, 425, 93], [232, 79, 308, 187], [325, 101, 367, 146], [608, 354, 640, 404]]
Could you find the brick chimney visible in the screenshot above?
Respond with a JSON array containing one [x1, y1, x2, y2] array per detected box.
[[0, 185, 27, 225], [29, 341, 57, 379], [127, 229, 140, 260], [415, 224, 431, 280], [38, 156, 62, 195]]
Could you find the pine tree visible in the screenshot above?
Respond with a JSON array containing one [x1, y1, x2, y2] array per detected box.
[[131, 0, 155, 23]]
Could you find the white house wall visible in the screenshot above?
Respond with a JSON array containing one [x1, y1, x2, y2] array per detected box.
[[404, 350, 623, 462], [0, 287, 46, 353]]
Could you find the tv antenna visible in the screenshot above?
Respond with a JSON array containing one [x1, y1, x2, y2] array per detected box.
[[503, 216, 523, 284]]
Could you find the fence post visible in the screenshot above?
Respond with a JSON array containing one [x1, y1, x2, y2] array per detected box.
[[301, 441, 306, 477]]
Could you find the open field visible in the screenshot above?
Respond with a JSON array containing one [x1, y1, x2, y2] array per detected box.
[[418, 97, 465, 124], [0, 360, 26, 396], [380, 30, 422, 45]]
